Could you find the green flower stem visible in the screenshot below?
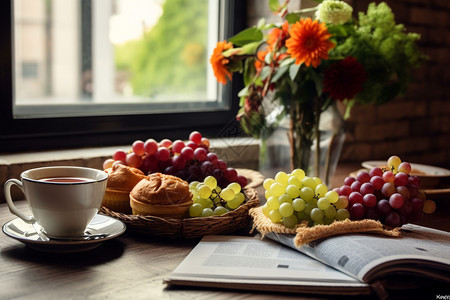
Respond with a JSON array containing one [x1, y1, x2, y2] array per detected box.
[[314, 96, 321, 177], [289, 99, 314, 174]]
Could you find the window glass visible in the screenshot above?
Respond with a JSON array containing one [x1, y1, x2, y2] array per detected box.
[[13, 0, 221, 118], [0, 0, 244, 152]]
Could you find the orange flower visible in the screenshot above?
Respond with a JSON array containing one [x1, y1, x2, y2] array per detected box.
[[255, 49, 268, 71], [210, 41, 233, 84], [267, 21, 290, 51], [286, 18, 335, 68]]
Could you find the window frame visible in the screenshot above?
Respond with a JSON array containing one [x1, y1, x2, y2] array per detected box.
[[0, 0, 247, 153]]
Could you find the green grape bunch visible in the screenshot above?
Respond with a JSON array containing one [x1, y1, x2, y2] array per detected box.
[[188, 176, 246, 217], [261, 169, 347, 228]]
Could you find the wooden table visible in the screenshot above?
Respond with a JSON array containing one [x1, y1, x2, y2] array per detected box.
[[1, 163, 449, 299]]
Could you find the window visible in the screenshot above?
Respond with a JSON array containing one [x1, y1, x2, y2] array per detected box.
[[0, 0, 246, 152]]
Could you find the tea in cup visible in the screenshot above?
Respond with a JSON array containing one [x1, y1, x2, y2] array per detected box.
[[4, 166, 108, 238]]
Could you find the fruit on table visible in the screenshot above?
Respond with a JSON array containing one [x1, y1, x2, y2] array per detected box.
[[336, 156, 435, 227], [262, 156, 436, 228], [262, 169, 346, 228], [188, 175, 246, 217], [103, 131, 248, 189]]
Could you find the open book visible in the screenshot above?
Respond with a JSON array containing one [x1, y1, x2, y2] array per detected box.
[[164, 224, 450, 296]]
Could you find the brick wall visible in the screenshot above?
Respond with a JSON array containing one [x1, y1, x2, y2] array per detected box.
[[247, 0, 450, 168]]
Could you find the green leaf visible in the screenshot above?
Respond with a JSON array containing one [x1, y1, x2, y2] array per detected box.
[[229, 28, 263, 46], [260, 66, 271, 81], [243, 59, 256, 86], [240, 42, 261, 55], [285, 13, 300, 24], [239, 95, 246, 107], [289, 63, 301, 80], [256, 18, 266, 29], [269, 0, 280, 12], [238, 86, 249, 98], [279, 58, 295, 67], [343, 99, 355, 119], [271, 65, 289, 83]]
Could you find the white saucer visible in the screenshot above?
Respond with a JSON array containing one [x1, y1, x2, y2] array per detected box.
[[2, 214, 126, 253]]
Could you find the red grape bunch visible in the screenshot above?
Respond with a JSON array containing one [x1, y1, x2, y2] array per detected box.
[[103, 131, 248, 189], [335, 156, 436, 227]]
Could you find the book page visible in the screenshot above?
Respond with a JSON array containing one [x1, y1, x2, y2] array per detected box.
[[167, 235, 365, 288], [267, 224, 450, 283]]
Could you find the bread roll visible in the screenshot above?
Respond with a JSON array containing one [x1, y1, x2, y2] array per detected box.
[[102, 164, 146, 213], [130, 173, 193, 218]]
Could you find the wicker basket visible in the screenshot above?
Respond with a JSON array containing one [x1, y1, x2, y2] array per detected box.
[[99, 187, 260, 239]]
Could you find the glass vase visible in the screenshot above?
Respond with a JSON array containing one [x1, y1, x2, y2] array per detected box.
[[259, 102, 346, 186]]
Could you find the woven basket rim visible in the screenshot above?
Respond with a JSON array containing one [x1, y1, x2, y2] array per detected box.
[[99, 187, 260, 238]]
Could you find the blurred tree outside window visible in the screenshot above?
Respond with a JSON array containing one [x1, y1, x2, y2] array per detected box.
[[14, 0, 220, 118]]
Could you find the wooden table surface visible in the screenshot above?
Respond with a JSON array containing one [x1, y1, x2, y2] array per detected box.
[[1, 163, 449, 300]]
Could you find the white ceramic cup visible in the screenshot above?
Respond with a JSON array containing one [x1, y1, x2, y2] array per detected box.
[[4, 166, 108, 238]]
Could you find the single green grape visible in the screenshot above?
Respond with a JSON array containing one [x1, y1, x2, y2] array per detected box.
[[189, 203, 203, 217], [204, 176, 217, 189], [325, 190, 339, 203], [323, 217, 335, 225], [304, 202, 317, 216], [214, 206, 229, 216], [214, 186, 222, 194], [300, 176, 316, 190], [290, 168, 305, 180], [317, 197, 330, 210], [279, 202, 294, 217], [335, 196, 349, 209], [197, 184, 212, 199], [324, 205, 336, 218], [287, 176, 301, 188], [270, 182, 285, 197], [263, 178, 275, 191], [201, 208, 214, 217], [227, 194, 244, 209], [285, 184, 300, 199], [267, 196, 280, 210], [315, 184, 328, 198], [312, 177, 323, 185], [196, 197, 213, 208], [310, 208, 324, 222], [234, 192, 245, 203], [278, 194, 292, 204], [297, 211, 310, 222], [264, 190, 272, 199], [269, 209, 282, 223], [228, 182, 241, 194], [282, 215, 298, 228], [262, 204, 271, 216], [275, 171, 289, 186], [299, 187, 314, 202], [387, 155, 401, 173], [292, 198, 306, 211], [336, 209, 350, 220], [220, 187, 235, 201], [189, 181, 201, 190]]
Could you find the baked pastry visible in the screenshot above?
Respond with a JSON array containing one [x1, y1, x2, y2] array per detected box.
[[102, 164, 146, 214], [130, 173, 193, 218]]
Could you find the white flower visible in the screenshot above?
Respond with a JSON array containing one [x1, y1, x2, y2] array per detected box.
[[315, 0, 353, 25]]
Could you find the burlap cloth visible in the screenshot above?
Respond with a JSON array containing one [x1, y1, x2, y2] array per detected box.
[[249, 206, 401, 247]]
